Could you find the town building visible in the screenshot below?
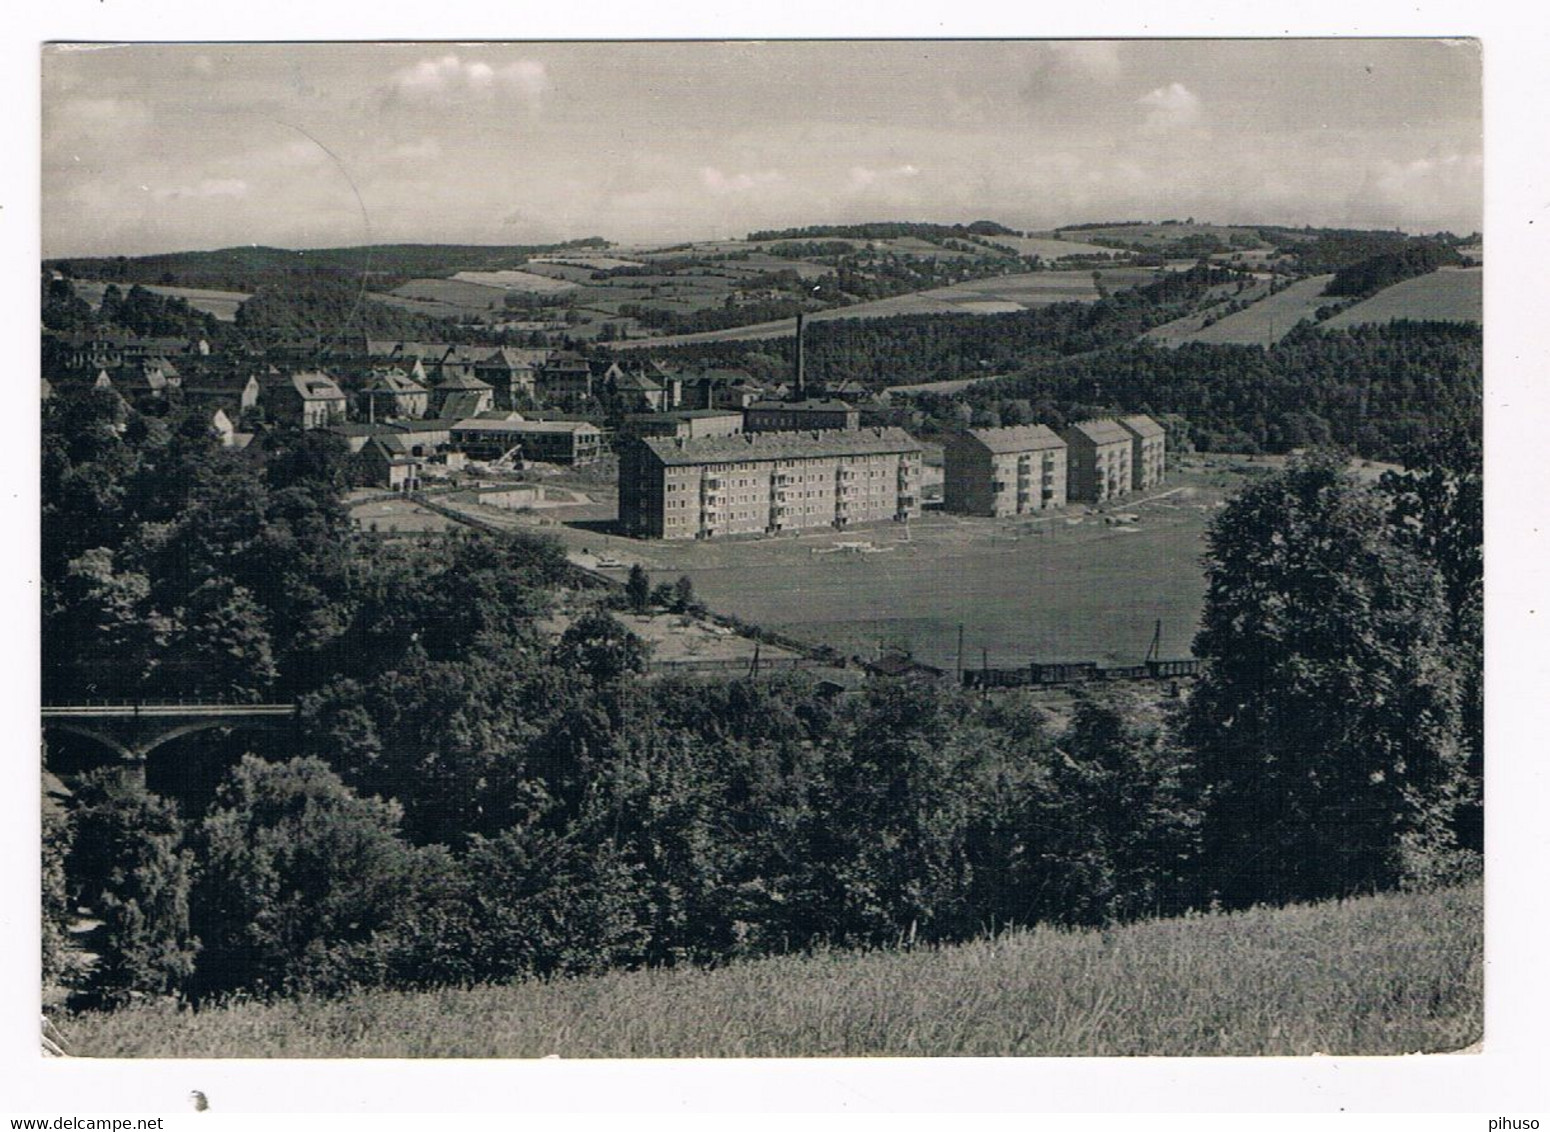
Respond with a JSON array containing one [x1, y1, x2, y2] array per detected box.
[[360, 368, 428, 421], [1061, 419, 1135, 504], [450, 418, 603, 465], [621, 409, 745, 441], [942, 425, 1068, 516], [264, 371, 348, 430], [1116, 414, 1167, 492], [430, 371, 495, 418], [359, 434, 424, 492], [474, 348, 546, 409], [180, 373, 262, 418], [537, 351, 594, 399], [744, 399, 860, 433], [618, 427, 923, 541], [601, 362, 666, 412]]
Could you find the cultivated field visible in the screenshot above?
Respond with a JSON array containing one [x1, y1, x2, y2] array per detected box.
[[72, 280, 251, 322], [449, 269, 580, 294], [1321, 266, 1482, 329], [984, 233, 1132, 258], [58, 882, 1481, 1058], [1154, 275, 1336, 347], [606, 266, 1166, 349]]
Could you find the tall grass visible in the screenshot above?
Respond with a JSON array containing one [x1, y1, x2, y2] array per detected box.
[[58, 883, 1481, 1059]]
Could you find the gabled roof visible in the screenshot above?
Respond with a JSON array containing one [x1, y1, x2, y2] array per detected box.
[[364, 368, 426, 395], [439, 391, 492, 419], [1117, 413, 1165, 440], [1063, 418, 1133, 446], [611, 368, 663, 392], [957, 424, 1066, 455], [435, 370, 493, 392], [640, 426, 922, 467], [282, 371, 347, 401]]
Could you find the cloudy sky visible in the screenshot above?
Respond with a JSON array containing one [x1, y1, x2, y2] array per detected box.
[[41, 39, 1481, 257]]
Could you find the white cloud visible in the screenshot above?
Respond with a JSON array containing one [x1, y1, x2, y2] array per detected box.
[[391, 54, 550, 110], [1138, 82, 1203, 132], [848, 163, 922, 191], [1049, 42, 1123, 83], [500, 60, 551, 105], [151, 178, 248, 202], [700, 166, 783, 195]]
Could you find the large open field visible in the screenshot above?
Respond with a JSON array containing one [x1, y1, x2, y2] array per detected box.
[[522, 458, 1261, 671], [1321, 266, 1482, 328], [57, 882, 1480, 1058], [72, 280, 251, 322], [1152, 274, 1336, 347], [606, 266, 1165, 349]]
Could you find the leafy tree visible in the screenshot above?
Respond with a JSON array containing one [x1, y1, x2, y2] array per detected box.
[[671, 574, 697, 614], [190, 755, 433, 998], [1014, 697, 1200, 926], [1184, 453, 1470, 905], [67, 771, 199, 1005], [41, 796, 74, 985], [625, 563, 652, 613], [457, 825, 647, 978], [552, 609, 649, 685]]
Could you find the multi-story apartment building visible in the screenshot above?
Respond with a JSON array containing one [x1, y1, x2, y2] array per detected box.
[[1061, 419, 1135, 504], [1117, 414, 1167, 492], [619, 427, 923, 540], [942, 425, 1068, 516]]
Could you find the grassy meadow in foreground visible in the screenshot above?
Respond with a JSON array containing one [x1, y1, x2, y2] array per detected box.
[[59, 883, 1481, 1059]]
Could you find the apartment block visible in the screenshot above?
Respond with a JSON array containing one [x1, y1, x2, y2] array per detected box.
[[619, 427, 923, 540], [942, 425, 1068, 516]]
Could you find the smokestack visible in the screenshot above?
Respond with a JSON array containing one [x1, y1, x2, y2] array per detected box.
[[795, 312, 806, 397]]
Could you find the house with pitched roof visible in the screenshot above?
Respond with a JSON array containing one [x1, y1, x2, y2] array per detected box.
[[430, 371, 495, 418], [360, 367, 429, 421], [265, 371, 349, 430]]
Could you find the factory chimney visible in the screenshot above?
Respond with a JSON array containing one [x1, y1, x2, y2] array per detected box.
[[794, 312, 806, 398]]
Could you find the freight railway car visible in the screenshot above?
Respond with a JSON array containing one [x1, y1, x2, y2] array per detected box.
[[961, 657, 1200, 690]]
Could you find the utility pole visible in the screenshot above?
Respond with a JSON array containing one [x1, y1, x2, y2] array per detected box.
[[956, 624, 965, 684]]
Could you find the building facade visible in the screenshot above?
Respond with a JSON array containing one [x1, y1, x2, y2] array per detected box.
[[619, 427, 923, 540], [942, 425, 1068, 516], [744, 399, 860, 433], [266, 371, 348, 430], [1061, 419, 1135, 504], [1117, 414, 1167, 492], [621, 410, 745, 441], [450, 418, 603, 465]]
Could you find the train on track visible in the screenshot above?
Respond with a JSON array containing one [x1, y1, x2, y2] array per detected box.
[[961, 657, 1199, 690]]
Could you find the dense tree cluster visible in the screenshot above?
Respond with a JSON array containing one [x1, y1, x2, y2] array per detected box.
[[946, 322, 1481, 461], [42, 278, 219, 341], [649, 262, 1240, 388], [47, 419, 1479, 1009], [1323, 242, 1465, 299]]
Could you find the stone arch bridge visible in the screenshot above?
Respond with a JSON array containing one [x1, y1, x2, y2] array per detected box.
[[42, 701, 301, 771]]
